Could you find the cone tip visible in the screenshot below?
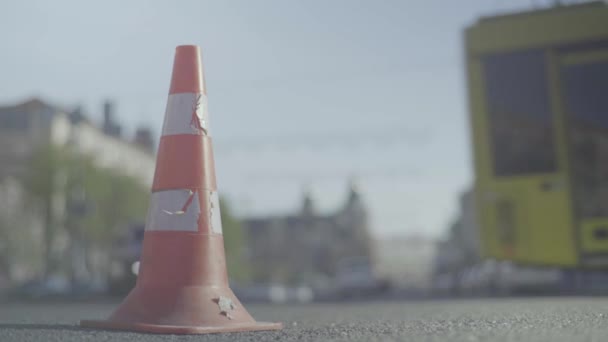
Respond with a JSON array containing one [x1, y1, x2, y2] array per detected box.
[[176, 45, 199, 53], [169, 45, 204, 94]]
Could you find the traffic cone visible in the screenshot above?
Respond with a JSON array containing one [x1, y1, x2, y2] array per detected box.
[[80, 45, 282, 334]]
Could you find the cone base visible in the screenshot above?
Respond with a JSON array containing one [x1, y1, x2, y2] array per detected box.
[[80, 319, 282, 335], [79, 282, 282, 335]]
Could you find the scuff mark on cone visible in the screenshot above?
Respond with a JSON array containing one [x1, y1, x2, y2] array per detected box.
[[216, 296, 236, 320]]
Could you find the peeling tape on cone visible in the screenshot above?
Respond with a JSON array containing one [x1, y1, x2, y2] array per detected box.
[[145, 189, 200, 232], [80, 45, 282, 334], [162, 93, 210, 136]]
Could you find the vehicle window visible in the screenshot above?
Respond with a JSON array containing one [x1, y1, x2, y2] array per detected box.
[[563, 58, 608, 218], [482, 49, 558, 176]]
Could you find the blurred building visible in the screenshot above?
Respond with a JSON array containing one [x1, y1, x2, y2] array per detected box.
[[0, 177, 44, 288], [0, 98, 155, 185], [242, 182, 374, 286], [432, 188, 481, 282], [374, 235, 437, 290], [0, 97, 155, 284]]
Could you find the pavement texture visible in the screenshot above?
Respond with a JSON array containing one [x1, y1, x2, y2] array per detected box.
[[2, 297, 608, 341]]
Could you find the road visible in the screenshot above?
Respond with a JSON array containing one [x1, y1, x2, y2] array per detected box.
[[1, 297, 608, 341]]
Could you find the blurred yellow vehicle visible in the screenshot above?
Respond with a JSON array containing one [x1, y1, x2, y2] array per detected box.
[[466, 2, 608, 267]]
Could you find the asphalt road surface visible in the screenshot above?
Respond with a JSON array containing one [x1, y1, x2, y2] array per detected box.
[[2, 297, 608, 341]]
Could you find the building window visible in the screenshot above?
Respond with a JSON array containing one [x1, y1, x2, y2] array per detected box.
[[0, 111, 29, 131]]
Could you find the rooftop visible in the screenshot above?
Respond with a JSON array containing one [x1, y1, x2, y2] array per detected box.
[[478, 1, 606, 24]]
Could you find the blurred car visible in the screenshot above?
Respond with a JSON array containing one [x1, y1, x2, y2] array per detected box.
[[107, 223, 145, 295], [11, 276, 70, 299], [334, 256, 389, 299], [232, 283, 314, 303]]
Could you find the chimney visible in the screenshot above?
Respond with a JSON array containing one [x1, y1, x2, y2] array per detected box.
[[69, 105, 85, 124], [103, 100, 113, 124], [134, 127, 155, 152], [102, 100, 121, 137]]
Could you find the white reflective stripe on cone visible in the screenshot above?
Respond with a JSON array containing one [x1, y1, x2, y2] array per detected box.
[[146, 189, 200, 231], [161, 93, 209, 136], [209, 191, 223, 234]]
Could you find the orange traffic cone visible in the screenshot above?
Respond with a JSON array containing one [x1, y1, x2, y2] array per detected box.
[[81, 45, 282, 334]]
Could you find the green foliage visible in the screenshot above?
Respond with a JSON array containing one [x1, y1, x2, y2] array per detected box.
[[220, 197, 250, 283], [21, 144, 247, 284], [20, 144, 149, 278], [24, 145, 61, 200], [0, 179, 45, 279], [78, 165, 148, 243], [21, 145, 70, 276], [25, 145, 149, 242]]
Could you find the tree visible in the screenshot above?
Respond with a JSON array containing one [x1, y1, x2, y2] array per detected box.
[[21, 145, 69, 278], [22, 144, 149, 283], [0, 178, 45, 283], [22, 144, 247, 286], [79, 166, 148, 242], [220, 197, 250, 283], [68, 160, 149, 282]]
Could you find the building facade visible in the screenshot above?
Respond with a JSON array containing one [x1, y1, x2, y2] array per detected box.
[[374, 235, 437, 290], [0, 98, 155, 186], [433, 188, 481, 276], [0, 97, 155, 284], [242, 182, 375, 286]]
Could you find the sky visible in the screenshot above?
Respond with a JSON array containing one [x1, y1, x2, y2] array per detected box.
[[0, 0, 574, 238]]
